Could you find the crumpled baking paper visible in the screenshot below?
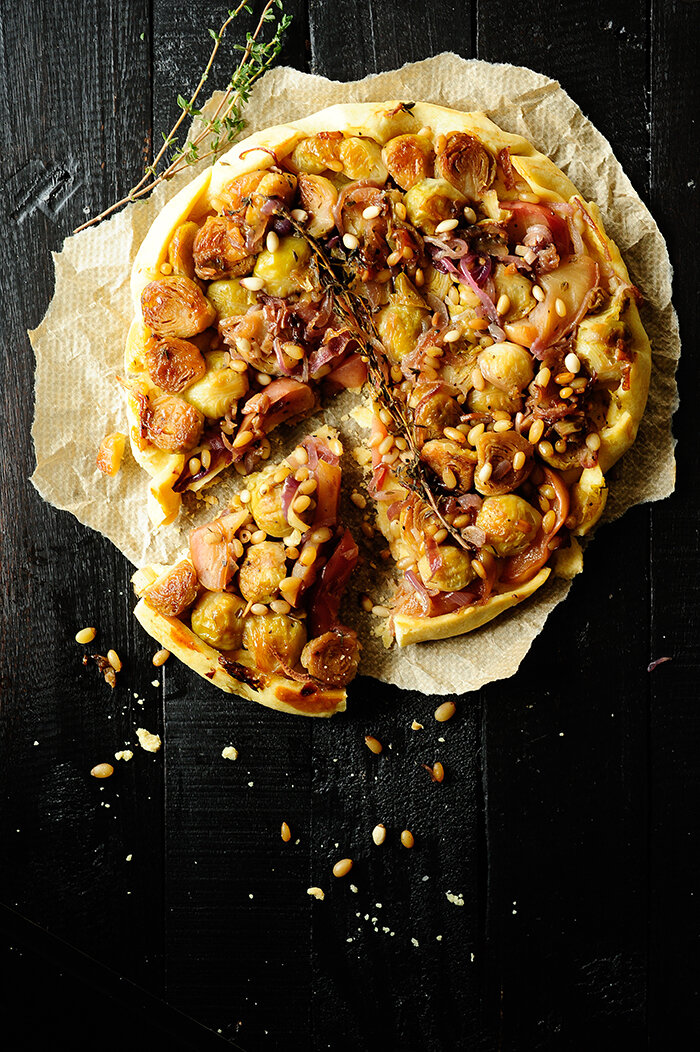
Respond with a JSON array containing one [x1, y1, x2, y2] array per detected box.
[[29, 54, 678, 695]]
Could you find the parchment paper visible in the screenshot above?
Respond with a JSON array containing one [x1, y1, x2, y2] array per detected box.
[[29, 54, 678, 695]]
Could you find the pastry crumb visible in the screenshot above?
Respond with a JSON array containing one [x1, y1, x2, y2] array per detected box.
[[114, 749, 134, 762], [445, 891, 465, 907], [307, 887, 325, 900], [411, 720, 423, 731], [135, 727, 161, 753], [221, 746, 239, 761]]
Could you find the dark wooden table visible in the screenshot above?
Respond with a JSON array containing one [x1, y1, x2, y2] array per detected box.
[[1, 1, 697, 1048]]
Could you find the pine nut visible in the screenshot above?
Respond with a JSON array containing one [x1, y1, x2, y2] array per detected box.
[[434, 700, 456, 722], [342, 232, 359, 250], [266, 230, 280, 253], [435, 218, 459, 233], [365, 735, 383, 754], [281, 822, 292, 842], [333, 858, 353, 878], [362, 204, 381, 219], [240, 276, 265, 292], [152, 649, 170, 666], [107, 649, 121, 672], [372, 824, 387, 845], [400, 830, 415, 849], [90, 763, 114, 779], [75, 627, 96, 644]]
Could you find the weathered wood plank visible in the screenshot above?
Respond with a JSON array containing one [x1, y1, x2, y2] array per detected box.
[[648, 0, 700, 1043], [152, 3, 316, 1045], [476, 2, 652, 1045], [0, 0, 164, 999]]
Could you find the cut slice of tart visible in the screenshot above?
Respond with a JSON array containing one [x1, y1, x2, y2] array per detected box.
[[132, 427, 360, 715]]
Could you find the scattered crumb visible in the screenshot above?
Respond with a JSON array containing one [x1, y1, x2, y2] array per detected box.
[[411, 937, 419, 947], [126, 855, 132, 862], [83, 652, 117, 689], [436, 935, 443, 942], [221, 746, 239, 761], [114, 750, 133, 762], [135, 727, 161, 753], [151, 680, 159, 687], [248, 781, 254, 787], [349, 884, 358, 894], [307, 887, 325, 900], [411, 721, 423, 731], [445, 891, 465, 907]]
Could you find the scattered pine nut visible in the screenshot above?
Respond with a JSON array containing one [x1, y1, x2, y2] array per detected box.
[[434, 700, 456, 723], [333, 858, 353, 878], [75, 627, 96, 645], [152, 649, 170, 667], [90, 763, 114, 779], [400, 829, 415, 849], [372, 823, 387, 845], [281, 822, 292, 843], [107, 649, 122, 672], [364, 735, 383, 755]]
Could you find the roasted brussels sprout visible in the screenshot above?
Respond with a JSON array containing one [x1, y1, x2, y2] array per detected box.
[[381, 133, 434, 190], [147, 394, 204, 453], [404, 178, 467, 234], [145, 336, 207, 393], [375, 274, 430, 360], [474, 431, 535, 496], [296, 173, 338, 238], [206, 278, 256, 320], [475, 495, 541, 557], [288, 132, 344, 175], [477, 341, 535, 396], [238, 541, 288, 603], [217, 170, 297, 237], [184, 351, 249, 419], [242, 614, 307, 674], [249, 478, 293, 538], [300, 628, 360, 687], [143, 561, 199, 617], [417, 546, 476, 592], [492, 263, 536, 322], [191, 216, 254, 281], [168, 221, 199, 279], [467, 383, 522, 415], [190, 591, 247, 651], [435, 132, 495, 201], [141, 276, 216, 338], [411, 383, 462, 446], [253, 235, 312, 298], [421, 439, 476, 492], [338, 137, 388, 182]]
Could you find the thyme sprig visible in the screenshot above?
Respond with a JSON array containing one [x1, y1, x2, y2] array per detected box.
[[74, 1, 291, 233], [282, 211, 470, 551]]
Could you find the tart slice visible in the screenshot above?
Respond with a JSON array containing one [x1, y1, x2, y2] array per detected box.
[[132, 428, 360, 716]]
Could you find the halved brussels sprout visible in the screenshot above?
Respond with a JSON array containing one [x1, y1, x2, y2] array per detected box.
[[238, 541, 288, 603], [474, 431, 534, 496], [420, 439, 476, 492], [297, 174, 339, 238], [168, 221, 200, 279], [249, 478, 292, 538], [184, 351, 249, 419], [492, 263, 536, 322], [288, 132, 344, 175], [338, 137, 388, 183], [417, 546, 476, 592], [253, 235, 312, 298], [404, 178, 467, 234], [375, 274, 429, 361], [435, 132, 495, 201], [143, 561, 199, 617], [145, 336, 207, 394], [477, 341, 534, 395], [242, 614, 307, 674], [190, 591, 247, 651], [381, 133, 434, 190], [300, 628, 360, 686], [475, 495, 541, 557], [206, 278, 256, 320], [141, 276, 216, 338], [147, 395, 204, 453]]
